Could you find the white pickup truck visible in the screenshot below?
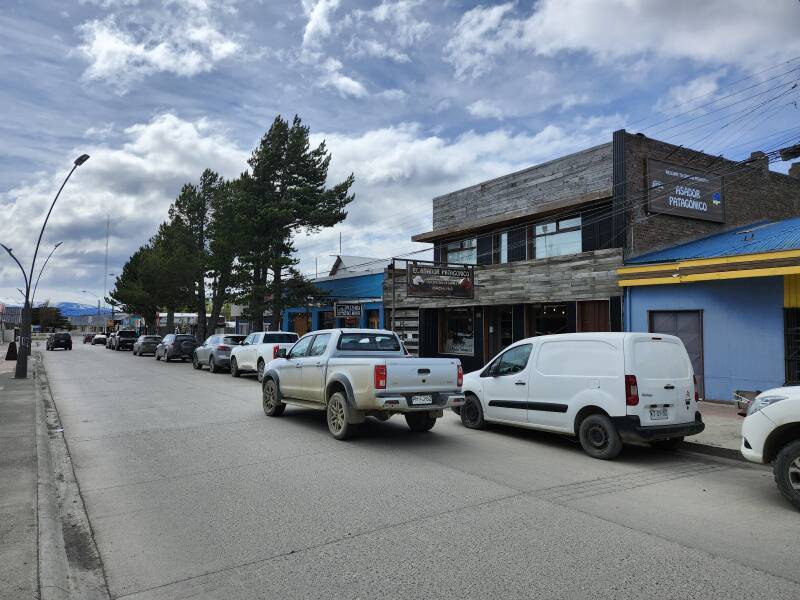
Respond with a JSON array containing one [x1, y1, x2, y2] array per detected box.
[[229, 331, 299, 380], [261, 328, 465, 439]]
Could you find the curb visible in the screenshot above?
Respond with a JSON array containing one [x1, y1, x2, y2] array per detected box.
[[35, 352, 110, 599], [680, 441, 745, 462]]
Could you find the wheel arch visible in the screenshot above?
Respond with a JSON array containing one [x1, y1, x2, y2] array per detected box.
[[573, 405, 612, 435], [326, 375, 356, 408], [763, 422, 800, 463]]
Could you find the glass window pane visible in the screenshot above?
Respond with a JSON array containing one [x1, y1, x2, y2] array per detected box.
[[535, 230, 582, 258], [535, 222, 556, 236], [500, 232, 508, 264], [310, 333, 331, 356], [497, 344, 533, 375], [441, 308, 474, 355], [559, 216, 582, 230]]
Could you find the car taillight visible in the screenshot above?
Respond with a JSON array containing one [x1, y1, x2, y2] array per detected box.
[[625, 375, 639, 406], [457, 365, 463, 387], [374, 365, 387, 389], [693, 375, 699, 402], [273, 346, 280, 359], [217, 345, 230, 351]]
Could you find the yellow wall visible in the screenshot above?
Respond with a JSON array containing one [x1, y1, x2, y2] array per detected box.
[[785, 274, 800, 307]]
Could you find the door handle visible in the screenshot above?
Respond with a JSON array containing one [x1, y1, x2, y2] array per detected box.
[[515, 381, 526, 386], [664, 384, 675, 390]]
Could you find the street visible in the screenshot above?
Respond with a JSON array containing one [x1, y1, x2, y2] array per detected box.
[[44, 343, 800, 600]]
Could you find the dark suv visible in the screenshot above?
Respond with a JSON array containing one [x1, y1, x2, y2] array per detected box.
[[155, 334, 197, 362], [113, 330, 137, 351], [46, 332, 72, 351]]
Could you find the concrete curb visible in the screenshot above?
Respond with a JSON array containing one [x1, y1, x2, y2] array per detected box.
[[681, 441, 745, 462], [35, 352, 110, 599]]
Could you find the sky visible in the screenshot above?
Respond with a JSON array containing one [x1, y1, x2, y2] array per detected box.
[[2, 0, 800, 305]]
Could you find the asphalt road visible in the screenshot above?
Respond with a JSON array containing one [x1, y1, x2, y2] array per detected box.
[[43, 341, 800, 599]]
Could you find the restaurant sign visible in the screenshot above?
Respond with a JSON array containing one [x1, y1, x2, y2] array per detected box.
[[334, 302, 362, 318], [407, 262, 474, 298], [647, 159, 724, 223]]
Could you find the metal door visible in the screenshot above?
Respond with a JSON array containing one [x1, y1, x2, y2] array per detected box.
[[649, 310, 704, 399]]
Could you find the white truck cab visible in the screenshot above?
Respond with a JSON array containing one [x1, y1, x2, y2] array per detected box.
[[460, 332, 704, 459], [229, 331, 299, 380]]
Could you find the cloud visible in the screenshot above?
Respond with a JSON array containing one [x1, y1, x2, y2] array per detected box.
[[444, 0, 800, 79], [76, 0, 242, 92], [301, 0, 340, 49], [0, 114, 247, 301], [467, 99, 505, 120], [320, 57, 368, 98], [656, 71, 726, 115]]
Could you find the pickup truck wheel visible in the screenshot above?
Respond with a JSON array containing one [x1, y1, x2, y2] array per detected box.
[[257, 359, 265, 383], [230, 357, 240, 378], [578, 414, 623, 460], [262, 379, 285, 417], [649, 437, 684, 450], [460, 394, 485, 429], [774, 440, 800, 511], [405, 412, 437, 433], [327, 392, 353, 440]]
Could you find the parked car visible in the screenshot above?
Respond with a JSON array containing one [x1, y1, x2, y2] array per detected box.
[[83, 333, 94, 344], [740, 386, 800, 510], [229, 331, 299, 380], [112, 329, 137, 351], [193, 334, 246, 373], [105, 332, 117, 349], [133, 335, 161, 356], [91, 333, 107, 346], [262, 328, 465, 439], [459, 332, 705, 460], [155, 333, 198, 362], [46, 332, 72, 351]]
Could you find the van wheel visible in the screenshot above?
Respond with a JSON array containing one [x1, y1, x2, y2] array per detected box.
[[230, 357, 240, 378], [578, 414, 622, 460], [327, 392, 354, 440], [262, 379, 285, 417], [774, 440, 800, 511], [406, 412, 437, 432], [460, 394, 485, 429], [650, 437, 684, 450]]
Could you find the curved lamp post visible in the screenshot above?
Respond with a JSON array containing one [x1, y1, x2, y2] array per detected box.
[[31, 241, 63, 306], [4, 153, 89, 379]]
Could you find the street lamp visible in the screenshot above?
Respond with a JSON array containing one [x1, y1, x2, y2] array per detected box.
[[31, 241, 63, 305], [5, 153, 90, 379]]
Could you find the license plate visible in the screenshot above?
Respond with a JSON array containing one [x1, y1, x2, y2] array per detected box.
[[649, 407, 669, 420], [411, 395, 433, 405]]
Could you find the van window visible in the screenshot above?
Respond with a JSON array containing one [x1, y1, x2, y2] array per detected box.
[[632, 339, 690, 379], [536, 341, 618, 377], [492, 344, 532, 375]]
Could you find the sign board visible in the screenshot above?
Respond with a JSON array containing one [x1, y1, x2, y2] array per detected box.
[[406, 262, 474, 298], [647, 159, 724, 223], [334, 303, 362, 318]]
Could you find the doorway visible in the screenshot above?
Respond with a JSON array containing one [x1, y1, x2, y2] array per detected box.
[[649, 310, 705, 399], [485, 305, 514, 358]]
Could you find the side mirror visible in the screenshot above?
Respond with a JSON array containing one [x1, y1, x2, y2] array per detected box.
[[276, 348, 287, 358]]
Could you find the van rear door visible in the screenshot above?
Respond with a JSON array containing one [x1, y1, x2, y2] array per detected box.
[[625, 334, 697, 427]]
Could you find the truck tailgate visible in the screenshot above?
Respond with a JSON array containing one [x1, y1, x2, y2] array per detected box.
[[384, 358, 460, 393]]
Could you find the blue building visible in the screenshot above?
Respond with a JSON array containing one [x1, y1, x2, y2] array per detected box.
[[619, 217, 800, 402], [282, 256, 388, 335]]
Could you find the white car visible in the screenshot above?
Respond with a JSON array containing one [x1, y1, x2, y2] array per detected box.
[[740, 386, 800, 510], [229, 331, 299, 380], [459, 332, 705, 460], [91, 333, 107, 346]]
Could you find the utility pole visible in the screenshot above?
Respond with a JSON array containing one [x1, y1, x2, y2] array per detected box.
[[103, 214, 110, 306]]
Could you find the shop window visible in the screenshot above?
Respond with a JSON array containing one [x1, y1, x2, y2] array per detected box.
[[533, 216, 583, 259], [445, 238, 477, 264], [367, 310, 380, 329], [440, 307, 474, 355], [321, 311, 334, 329]]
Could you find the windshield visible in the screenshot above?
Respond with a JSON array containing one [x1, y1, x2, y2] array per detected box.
[[337, 333, 400, 351]]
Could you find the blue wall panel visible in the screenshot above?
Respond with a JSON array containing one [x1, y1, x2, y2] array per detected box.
[[627, 277, 784, 401]]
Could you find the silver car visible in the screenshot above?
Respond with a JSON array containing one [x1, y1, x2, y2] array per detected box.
[[193, 334, 246, 373], [133, 335, 162, 356]]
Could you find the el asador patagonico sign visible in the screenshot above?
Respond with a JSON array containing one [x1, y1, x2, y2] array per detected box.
[[407, 262, 474, 299], [647, 159, 725, 223]]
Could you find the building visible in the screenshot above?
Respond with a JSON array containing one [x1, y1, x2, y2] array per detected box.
[[388, 129, 800, 372], [619, 216, 800, 402], [283, 255, 387, 334]]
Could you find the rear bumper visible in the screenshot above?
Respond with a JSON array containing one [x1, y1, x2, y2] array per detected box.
[[611, 414, 705, 443], [372, 393, 465, 412]]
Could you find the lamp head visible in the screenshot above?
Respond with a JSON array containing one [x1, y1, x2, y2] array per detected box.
[[74, 154, 90, 166]]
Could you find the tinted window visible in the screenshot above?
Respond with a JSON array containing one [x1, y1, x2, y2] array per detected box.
[[55, 333, 70, 339], [118, 331, 137, 338], [223, 335, 246, 345], [337, 333, 400, 351], [263, 333, 299, 344], [536, 340, 618, 377], [144, 336, 161, 342], [494, 344, 532, 375], [175, 335, 194, 341], [163, 335, 174, 342], [289, 336, 314, 358], [309, 334, 331, 357]]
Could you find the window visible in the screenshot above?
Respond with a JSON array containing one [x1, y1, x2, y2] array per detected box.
[[289, 336, 314, 358], [243, 334, 255, 345], [445, 238, 477, 264], [203, 336, 214, 346], [441, 307, 474, 355], [223, 335, 246, 345], [263, 333, 298, 344], [491, 344, 533, 375], [533, 215, 582, 259], [309, 333, 331, 356], [337, 333, 401, 351]]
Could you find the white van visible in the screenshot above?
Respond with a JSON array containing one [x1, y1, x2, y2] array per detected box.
[[459, 332, 705, 459]]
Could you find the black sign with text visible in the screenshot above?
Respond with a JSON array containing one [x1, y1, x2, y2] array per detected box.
[[647, 159, 724, 223], [334, 303, 362, 318], [407, 262, 474, 298]]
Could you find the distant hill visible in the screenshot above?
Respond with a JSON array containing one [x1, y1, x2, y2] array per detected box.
[[0, 299, 113, 317]]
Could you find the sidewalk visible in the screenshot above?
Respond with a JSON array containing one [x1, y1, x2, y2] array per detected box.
[[0, 344, 38, 599], [684, 400, 745, 460]]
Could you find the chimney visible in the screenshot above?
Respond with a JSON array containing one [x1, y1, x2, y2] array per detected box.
[[789, 163, 800, 179], [750, 151, 769, 176]]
